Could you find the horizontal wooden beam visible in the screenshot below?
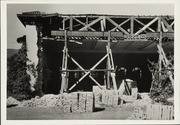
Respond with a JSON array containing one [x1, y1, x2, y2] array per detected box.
[[61, 69, 114, 72], [146, 32, 174, 38], [51, 30, 123, 37], [18, 13, 174, 19]]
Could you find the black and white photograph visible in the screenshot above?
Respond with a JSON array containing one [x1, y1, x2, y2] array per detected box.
[[1, 0, 180, 124]]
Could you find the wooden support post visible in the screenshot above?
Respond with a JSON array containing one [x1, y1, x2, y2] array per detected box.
[[69, 16, 73, 31], [158, 31, 162, 78], [109, 49, 117, 90], [106, 31, 111, 90], [130, 17, 134, 35], [63, 18, 65, 30], [158, 17, 161, 32], [64, 30, 68, 92], [86, 16, 88, 25], [60, 30, 68, 94], [100, 16, 106, 31], [60, 47, 65, 94]]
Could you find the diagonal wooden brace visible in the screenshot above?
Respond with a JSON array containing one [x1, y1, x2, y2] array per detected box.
[[69, 53, 108, 91], [68, 54, 102, 89]]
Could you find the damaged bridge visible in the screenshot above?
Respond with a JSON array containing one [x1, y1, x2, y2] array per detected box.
[[17, 11, 174, 95]]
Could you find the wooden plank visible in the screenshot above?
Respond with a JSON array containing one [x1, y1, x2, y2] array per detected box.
[[79, 17, 102, 31], [159, 105, 162, 120], [134, 17, 158, 35], [134, 18, 155, 32], [109, 49, 114, 69], [86, 16, 88, 25], [89, 75, 102, 89], [106, 17, 130, 35], [167, 106, 170, 120], [170, 21, 174, 27]]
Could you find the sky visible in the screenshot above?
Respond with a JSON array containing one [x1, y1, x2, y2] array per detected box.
[[7, 4, 174, 49]]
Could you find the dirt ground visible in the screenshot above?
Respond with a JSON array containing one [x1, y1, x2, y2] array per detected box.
[[7, 106, 134, 120]]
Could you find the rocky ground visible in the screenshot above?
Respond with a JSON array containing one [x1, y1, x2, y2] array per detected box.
[[6, 93, 154, 120]]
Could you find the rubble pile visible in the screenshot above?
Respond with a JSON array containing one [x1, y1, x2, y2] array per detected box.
[[123, 93, 154, 107], [17, 92, 95, 113], [129, 104, 174, 120], [128, 106, 147, 120], [18, 94, 62, 107], [62, 93, 71, 113], [7, 97, 21, 106], [62, 92, 95, 113]]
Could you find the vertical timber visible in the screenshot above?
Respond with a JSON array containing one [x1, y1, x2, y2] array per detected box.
[[70, 16, 73, 31], [159, 31, 162, 78], [130, 17, 134, 35], [60, 30, 68, 94], [64, 30, 68, 92], [107, 31, 111, 89], [158, 17, 162, 79]]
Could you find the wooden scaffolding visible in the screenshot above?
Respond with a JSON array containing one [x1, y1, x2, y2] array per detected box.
[[17, 12, 174, 94], [59, 30, 117, 93]]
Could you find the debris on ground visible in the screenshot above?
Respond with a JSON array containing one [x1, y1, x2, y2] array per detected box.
[[18, 94, 62, 107], [123, 93, 154, 107], [17, 92, 95, 113], [128, 104, 174, 120], [7, 97, 21, 106]]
